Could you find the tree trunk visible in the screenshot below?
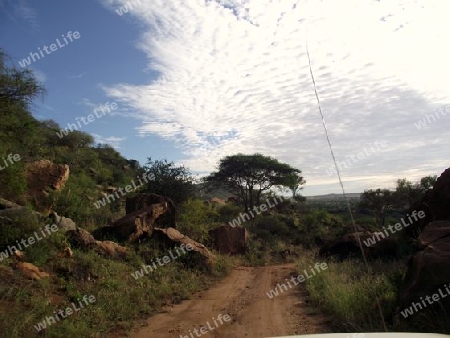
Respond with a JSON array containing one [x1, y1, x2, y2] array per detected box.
[[249, 186, 254, 211]]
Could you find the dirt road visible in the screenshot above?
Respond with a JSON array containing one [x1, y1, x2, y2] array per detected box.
[[130, 264, 331, 338]]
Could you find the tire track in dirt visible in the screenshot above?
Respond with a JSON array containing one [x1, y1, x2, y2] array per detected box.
[[130, 264, 331, 338]]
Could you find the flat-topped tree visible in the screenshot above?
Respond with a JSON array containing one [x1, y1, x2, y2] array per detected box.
[[205, 153, 304, 212]]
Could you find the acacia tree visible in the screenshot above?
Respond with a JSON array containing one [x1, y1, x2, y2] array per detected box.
[[0, 50, 45, 109], [0, 50, 45, 199], [205, 153, 304, 212], [0, 50, 46, 156], [359, 188, 394, 227], [142, 158, 196, 204]]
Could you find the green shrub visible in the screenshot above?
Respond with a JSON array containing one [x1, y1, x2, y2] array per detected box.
[[177, 199, 220, 243], [210, 254, 233, 277], [0, 208, 42, 250], [0, 147, 27, 203], [243, 239, 268, 266], [52, 172, 117, 228], [217, 203, 241, 223], [298, 209, 343, 247]]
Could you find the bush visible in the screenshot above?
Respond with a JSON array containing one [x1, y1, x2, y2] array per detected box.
[[52, 172, 117, 228], [298, 210, 343, 247], [254, 215, 290, 234], [0, 146, 27, 203], [0, 208, 42, 250], [217, 203, 241, 223], [177, 199, 220, 243], [243, 239, 267, 266]]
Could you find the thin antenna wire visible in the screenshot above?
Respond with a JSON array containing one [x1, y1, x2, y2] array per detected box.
[[305, 40, 388, 332]]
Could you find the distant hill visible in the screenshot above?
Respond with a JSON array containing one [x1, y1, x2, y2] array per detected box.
[[305, 193, 362, 201]]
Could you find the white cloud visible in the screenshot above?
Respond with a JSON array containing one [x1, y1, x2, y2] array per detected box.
[[102, 0, 450, 194], [92, 134, 126, 149]]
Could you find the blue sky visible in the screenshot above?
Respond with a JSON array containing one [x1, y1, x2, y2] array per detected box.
[[1, 0, 449, 196]]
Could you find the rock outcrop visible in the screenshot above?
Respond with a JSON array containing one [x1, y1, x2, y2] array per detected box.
[[49, 211, 76, 233], [405, 168, 450, 238], [26, 160, 70, 212], [398, 221, 450, 312], [126, 193, 177, 228], [67, 227, 127, 258], [319, 232, 397, 260], [209, 224, 249, 255], [152, 227, 215, 266], [15, 262, 50, 280], [93, 202, 169, 242], [427, 168, 450, 220], [396, 167, 450, 323]]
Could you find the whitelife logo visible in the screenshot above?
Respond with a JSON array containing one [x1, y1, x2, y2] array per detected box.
[[34, 295, 96, 332], [115, 0, 142, 16], [131, 244, 193, 280], [228, 196, 284, 227], [400, 284, 450, 318], [0, 223, 59, 262], [93, 172, 154, 209], [179, 313, 232, 338], [18, 31, 81, 67], [266, 262, 328, 299], [414, 105, 449, 129], [326, 140, 389, 176], [56, 102, 118, 139], [0, 153, 21, 171], [362, 210, 426, 247]]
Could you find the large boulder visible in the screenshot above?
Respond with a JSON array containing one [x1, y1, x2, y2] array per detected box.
[[15, 262, 50, 280], [66, 227, 127, 259], [319, 232, 365, 259], [126, 193, 177, 228], [152, 227, 215, 267], [26, 160, 69, 195], [67, 227, 97, 247], [319, 232, 397, 260], [405, 168, 450, 237], [209, 224, 249, 255], [26, 160, 70, 212], [397, 221, 450, 313], [49, 211, 76, 233], [396, 167, 450, 321], [427, 168, 450, 220], [93, 202, 169, 242]]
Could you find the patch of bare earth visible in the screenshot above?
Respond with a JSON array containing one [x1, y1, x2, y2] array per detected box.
[[126, 264, 331, 338]]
